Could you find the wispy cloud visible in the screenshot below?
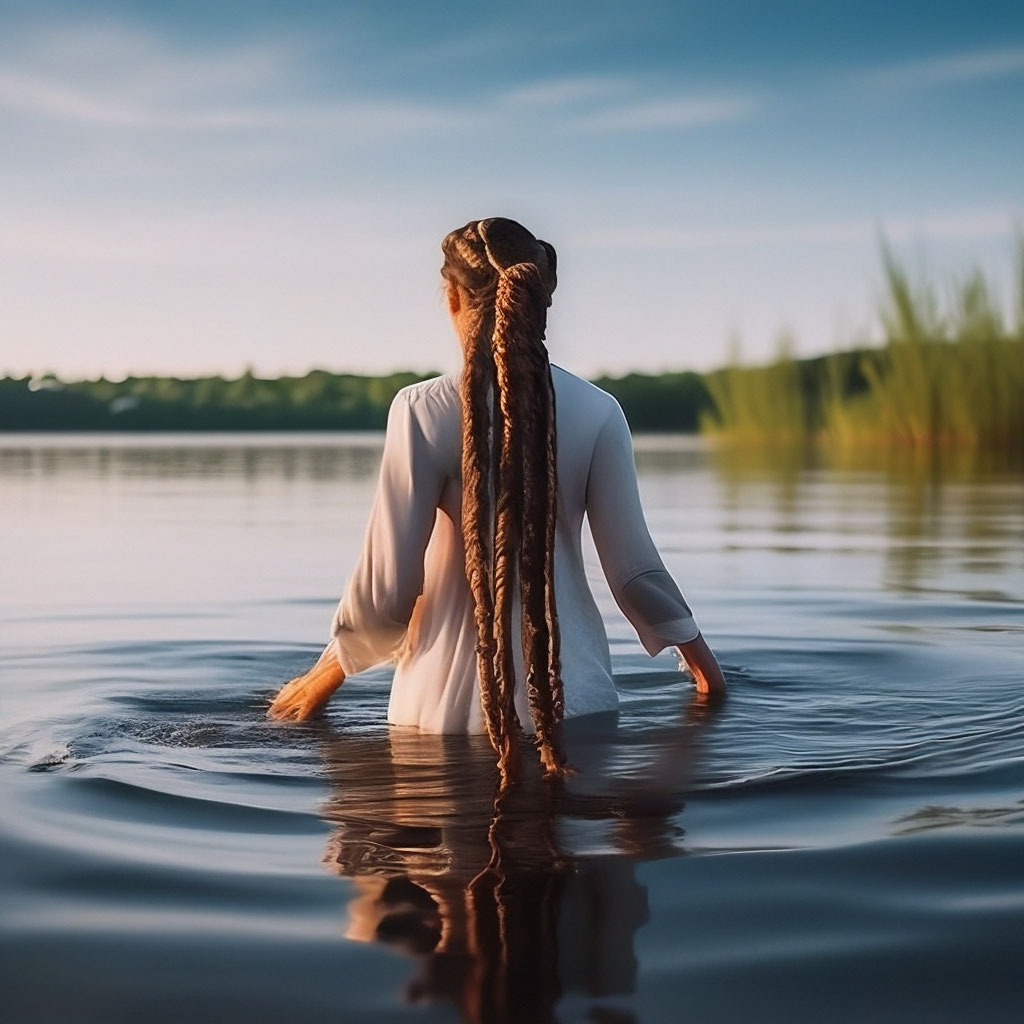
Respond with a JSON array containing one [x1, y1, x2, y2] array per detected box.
[[862, 44, 1024, 90], [568, 93, 761, 133], [0, 70, 470, 136], [0, 69, 147, 126], [408, 13, 647, 67], [0, 22, 471, 138], [496, 72, 761, 134], [574, 206, 1020, 251], [0, 21, 760, 145], [2, 22, 296, 99], [501, 75, 633, 107]]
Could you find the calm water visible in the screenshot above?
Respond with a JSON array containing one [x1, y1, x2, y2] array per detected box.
[[2, 434, 1023, 1024]]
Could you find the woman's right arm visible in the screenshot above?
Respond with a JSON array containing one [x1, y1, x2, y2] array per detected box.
[[586, 397, 725, 695], [268, 387, 444, 721], [326, 387, 445, 677], [267, 649, 347, 721]]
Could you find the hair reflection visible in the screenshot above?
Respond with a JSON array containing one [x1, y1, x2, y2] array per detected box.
[[316, 695, 718, 1022]]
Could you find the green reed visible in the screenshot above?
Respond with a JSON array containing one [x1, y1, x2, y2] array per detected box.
[[704, 242, 1024, 449], [701, 333, 810, 444]]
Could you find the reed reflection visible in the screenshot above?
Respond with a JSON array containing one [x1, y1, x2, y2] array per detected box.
[[833, 447, 1024, 595], [316, 694, 720, 1023], [708, 442, 1024, 596]]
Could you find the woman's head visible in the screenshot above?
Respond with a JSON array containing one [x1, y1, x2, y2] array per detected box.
[[441, 218, 557, 357], [443, 218, 566, 791], [441, 217, 556, 312]]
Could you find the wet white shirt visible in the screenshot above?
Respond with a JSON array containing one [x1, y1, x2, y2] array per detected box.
[[328, 364, 699, 734]]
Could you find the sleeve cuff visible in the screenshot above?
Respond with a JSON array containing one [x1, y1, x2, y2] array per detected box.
[[330, 635, 358, 676], [637, 615, 700, 657]]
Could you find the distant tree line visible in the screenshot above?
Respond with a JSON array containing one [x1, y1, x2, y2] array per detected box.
[[0, 354, 888, 436], [0, 369, 438, 432], [0, 365, 724, 433]]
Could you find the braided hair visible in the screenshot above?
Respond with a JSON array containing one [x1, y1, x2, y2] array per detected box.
[[440, 218, 566, 790]]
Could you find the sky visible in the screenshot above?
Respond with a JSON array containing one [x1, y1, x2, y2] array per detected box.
[[1, 0, 1022, 379]]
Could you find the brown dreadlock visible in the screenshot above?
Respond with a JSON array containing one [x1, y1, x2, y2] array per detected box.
[[440, 218, 566, 790]]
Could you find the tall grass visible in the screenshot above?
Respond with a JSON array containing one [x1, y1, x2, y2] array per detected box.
[[703, 242, 1024, 450], [701, 333, 809, 443]]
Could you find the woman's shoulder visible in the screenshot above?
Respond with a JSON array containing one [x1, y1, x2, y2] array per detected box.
[[396, 372, 458, 402], [550, 363, 623, 423], [392, 373, 460, 420], [391, 374, 461, 463]]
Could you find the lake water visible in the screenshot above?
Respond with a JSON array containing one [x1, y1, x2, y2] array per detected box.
[[2, 434, 1023, 1023]]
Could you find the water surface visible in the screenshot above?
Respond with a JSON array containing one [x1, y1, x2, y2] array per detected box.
[[2, 434, 1023, 1023]]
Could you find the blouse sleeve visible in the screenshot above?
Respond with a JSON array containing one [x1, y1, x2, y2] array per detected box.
[[585, 398, 700, 656], [328, 388, 446, 675]]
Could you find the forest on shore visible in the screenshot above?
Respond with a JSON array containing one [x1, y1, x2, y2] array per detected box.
[[0, 366, 715, 434], [3, 248, 1021, 448]]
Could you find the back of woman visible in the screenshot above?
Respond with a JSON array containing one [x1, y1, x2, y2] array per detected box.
[[268, 217, 725, 789], [356, 365, 654, 738]]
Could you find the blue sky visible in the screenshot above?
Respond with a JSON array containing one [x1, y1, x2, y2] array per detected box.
[[2, 0, 1022, 378]]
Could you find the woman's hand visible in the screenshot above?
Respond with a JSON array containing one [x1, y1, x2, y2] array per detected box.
[[676, 634, 727, 700], [267, 652, 346, 722]]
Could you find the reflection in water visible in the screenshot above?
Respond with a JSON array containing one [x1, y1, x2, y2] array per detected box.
[[711, 444, 810, 545], [892, 800, 1024, 836], [707, 443, 1024, 596], [0, 434, 386, 482], [5, 435, 1022, 607], [317, 697, 719, 1022], [845, 447, 1024, 596]]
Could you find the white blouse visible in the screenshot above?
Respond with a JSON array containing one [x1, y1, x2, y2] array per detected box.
[[327, 364, 699, 734]]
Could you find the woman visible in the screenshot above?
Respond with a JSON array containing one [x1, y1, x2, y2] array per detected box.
[[268, 217, 725, 787]]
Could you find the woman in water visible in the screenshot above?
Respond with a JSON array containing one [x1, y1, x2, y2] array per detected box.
[[268, 217, 725, 787]]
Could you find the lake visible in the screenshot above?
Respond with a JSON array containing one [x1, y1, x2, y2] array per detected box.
[[2, 433, 1023, 1023]]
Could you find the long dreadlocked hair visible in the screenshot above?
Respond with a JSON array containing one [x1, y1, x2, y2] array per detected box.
[[441, 218, 566, 791]]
